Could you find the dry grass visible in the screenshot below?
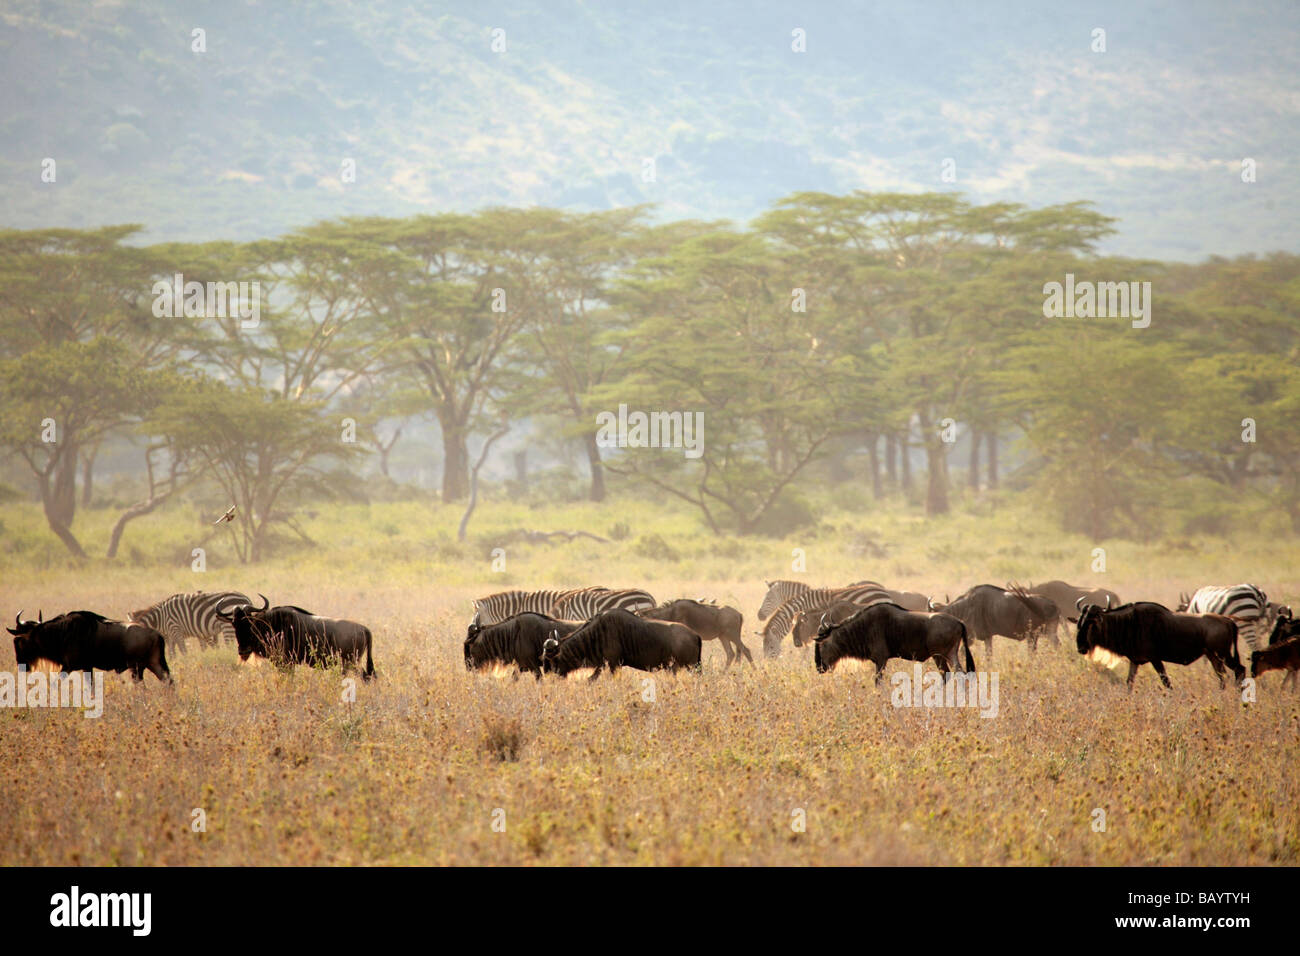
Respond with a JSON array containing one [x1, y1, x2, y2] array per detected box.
[[1, 575, 1297, 866]]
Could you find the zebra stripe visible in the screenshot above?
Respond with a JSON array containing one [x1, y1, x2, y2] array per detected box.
[[552, 588, 656, 619], [758, 579, 883, 620], [762, 584, 891, 654], [758, 581, 810, 620], [471, 588, 601, 626], [1185, 584, 1269, 651], [130, 591, 252, 650]]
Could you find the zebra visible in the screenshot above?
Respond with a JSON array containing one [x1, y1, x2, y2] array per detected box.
[[1178, 584, 1270, 651], [551, 588, 657, 620], [471, 588, 606, 626], [762, 584, 891, 657], [129, 590, 253, 653], [757, 579, 883, 621]]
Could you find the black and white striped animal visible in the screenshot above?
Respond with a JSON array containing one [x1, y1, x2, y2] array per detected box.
[[129, 590, 252, 653], [1177, 585, 1270, 651], [471, 588, 603, 626], [551, 587, 656, 620], [757, 579, 883, 621], [763, 584, 892, 656]]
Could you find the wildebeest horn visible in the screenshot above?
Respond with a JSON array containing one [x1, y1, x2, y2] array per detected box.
[[14, 611, 21, 627], [257, 593, 270, 611], [37, 610, 42, 623], [1076, 596, 1087, 610], [1104, 595, 1112, 610]]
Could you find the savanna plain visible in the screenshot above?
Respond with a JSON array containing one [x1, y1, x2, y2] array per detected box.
[[1, 494, 1297, 866]]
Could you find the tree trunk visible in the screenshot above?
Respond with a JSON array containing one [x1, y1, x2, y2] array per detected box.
[[867, 433, 882, 499], [968, 428, 981, 490], [583, 432, 606, 502], [900, 433, 912, 492], [987, 430, 999, 489], [39, 478, 86, 558], [80, 445, 97, 508], [884, 433, 898, 487], [513, 450, 528, 492], [438, 416, 470, 502], [37, 443, 85, 558], [924, 439, 950, 515]]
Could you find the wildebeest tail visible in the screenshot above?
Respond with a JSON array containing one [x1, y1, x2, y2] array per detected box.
[[960, 622, 975, 673], [363, 627, 375, 679], [1006, 587, 1050, 623]]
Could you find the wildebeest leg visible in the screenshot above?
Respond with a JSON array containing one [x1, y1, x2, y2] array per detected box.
[[984, 638, 994, 662], [1151, 660, 1172, 689], [1126, 661, 1139, 690], [1207, 655, 1227, 690], [873, 657, 888, 686], [935, 654, 952, 683], [130, 663, 145, 682], [720, 638, 735, 668], [737, 638, 754, 664]]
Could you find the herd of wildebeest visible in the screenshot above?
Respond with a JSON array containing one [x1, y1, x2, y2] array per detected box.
[[7, 578, 1300, 694]]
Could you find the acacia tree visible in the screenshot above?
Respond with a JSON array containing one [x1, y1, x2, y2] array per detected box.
[[597, 227, 865, 534], [339, 212, 537, 502], [756, 192, 1116, 514], [0, 226, 181, 551], [152, 380, 361, 563], [506, 206, 651, 501], [0, 339, 175, 557]]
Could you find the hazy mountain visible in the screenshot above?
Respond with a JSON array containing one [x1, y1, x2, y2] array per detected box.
[[1, 0, 1296, 260]]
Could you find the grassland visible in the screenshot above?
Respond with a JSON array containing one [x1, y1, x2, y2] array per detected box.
[[0, 491, 1297, 865]]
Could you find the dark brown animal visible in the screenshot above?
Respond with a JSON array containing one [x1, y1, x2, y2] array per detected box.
[[1251, 635, 1300, 691], [1075, 602, 1243, 690], [8, 610, 171, 684], [813, 602, 974, 682], [639, 599, 750, 666], [540, 609, 701, 679]]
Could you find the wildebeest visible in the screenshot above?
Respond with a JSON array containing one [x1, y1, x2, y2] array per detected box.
[[464, 612, 582, 678], [638, 599, 751, 666], [813, 602, 974, 682], [1015, 580, 1120, 626], [8, 610, 171, 683], [539, 609, 701, 679], [1251, 636, 1300, 691], [1075, 601, 1243, 690], [1260, 613, 1300, 690], [931, 585, 1059, 658], [217, 595, 374, 679]]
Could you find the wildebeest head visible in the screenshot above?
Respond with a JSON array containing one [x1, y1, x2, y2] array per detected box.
[[1074, 602, 1107, 654], [463, 621, 486, 671], [8, 610, 43, 665], [216, 594, 271, 660], [539, 633, 562, 675], [812, 612, 853, 674]]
